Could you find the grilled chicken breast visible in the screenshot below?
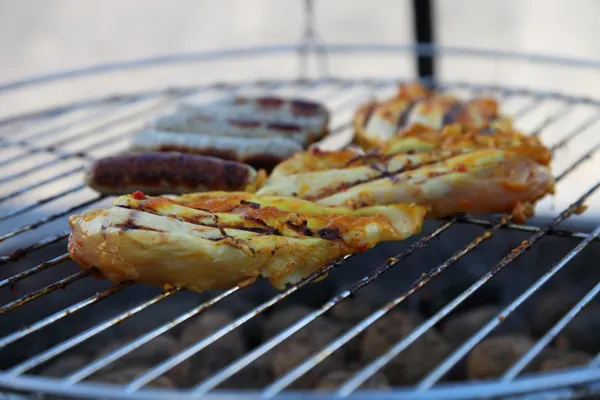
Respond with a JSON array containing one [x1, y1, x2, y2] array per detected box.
[[260, 123, 555, 222], [68, 193, 427, 292], [354, 83, 512, 149], [316, 149, 554, 219]]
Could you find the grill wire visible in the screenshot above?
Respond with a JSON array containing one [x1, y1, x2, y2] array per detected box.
[[0, 77, 599, 399]]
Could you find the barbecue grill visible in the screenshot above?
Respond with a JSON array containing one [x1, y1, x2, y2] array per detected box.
[[2, 2, 600, 399]]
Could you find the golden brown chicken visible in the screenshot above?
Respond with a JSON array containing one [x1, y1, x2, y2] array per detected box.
[[258, 149, 553, 221], [353, 82, 513, 149], [68, 192, 427, 292]]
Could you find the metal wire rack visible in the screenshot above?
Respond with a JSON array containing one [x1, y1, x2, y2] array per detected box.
[[1, 39, 600, 399]]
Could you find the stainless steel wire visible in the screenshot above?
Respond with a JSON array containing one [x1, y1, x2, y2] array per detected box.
[[0, 75, 599, 400]]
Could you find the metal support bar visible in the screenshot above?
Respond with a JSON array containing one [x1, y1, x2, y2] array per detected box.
[[412, 0, 436, 81]]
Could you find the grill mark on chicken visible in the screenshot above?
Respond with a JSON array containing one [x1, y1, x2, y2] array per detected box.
[[397, 99, 419, 129], [344, 149, 389, 167], [318, 228, 342, 240], [240, 200, 261, 209], [313, 152, 466, 200], [362, 102, 377, 128], [114, 205, 286, 237], [442, 100, 466, 126], [368, 162, 400, 183]]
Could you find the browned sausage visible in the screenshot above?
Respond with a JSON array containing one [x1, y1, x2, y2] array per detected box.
[[85, 152, 261, 196]]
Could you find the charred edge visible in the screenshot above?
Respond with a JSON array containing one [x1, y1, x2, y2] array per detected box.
[[240, 200, 261, 209], [114, 205, 298, 237], [442, 100, 466, 126], [290, 99, 322, 116], [369, 162, 400, 183], [397, 99, 420, 129], [362, 102, 378, 128], [318, 228, 342, 240], [344, 149, 388, 167], [267, 122, 303, 133], [227, 119, 262, 128], [242, 215, 281, 235], [285, 220, 314, 237], [316, 155, 458, 200], [218, 226, 230, 240], [114, 223, 165, 233]]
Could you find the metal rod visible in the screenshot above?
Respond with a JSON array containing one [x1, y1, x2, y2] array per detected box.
[[0, 195, 103, 244], [197, 83, 565, 394], [0, 282, 132, 350], [260, 220, 475, 397], [0, 271, 90, 316], [0, 98, 165, 168], [0, 98, 141, 142], [412, 0, 435, 81], [0, 184, 87, 223], [0, 166, 85, 206], [63, 286, 238, 384], [454, 216, 593, 241], [551, 112, 600, 152], [122, 257, 347, 392], [6, 287, 179, 375], [0, 253, 70, 289], [191, 220, 455, 394], [338, 175, 600, 394], [413, 181, 600, 389], [420, 224, 600, 388], [502, 253, 600, 380], [530, 102, 575, 137], [0, 232, 69, 266], [3, 79, 368, 379]]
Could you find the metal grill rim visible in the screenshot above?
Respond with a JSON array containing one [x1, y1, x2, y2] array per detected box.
[[0, 61, 599, 399]]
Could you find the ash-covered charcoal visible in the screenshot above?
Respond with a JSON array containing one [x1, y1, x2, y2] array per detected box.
[[533, 348, 592, 373], [442, 306, 527, 347], [529, 288, 584, 338], [262, 305, 313, 340], [467, 334, 533, 380], [267, 307, 346, 389], [92, 366, 175, 388], [95, 334, 178, 372], [329, 296, 375, 326], [328, 296, 376, 357], [271, 337, 345, 389], [555, 305, 600, 354], [39, 355, 90, 378], [359, 310, 451, 385], [314, 365, 389, 390], [170, 310, 248, 387]]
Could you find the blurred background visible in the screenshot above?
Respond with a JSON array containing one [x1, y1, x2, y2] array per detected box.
[[0, 0, 599, 244], [1, 0, 600, 88]]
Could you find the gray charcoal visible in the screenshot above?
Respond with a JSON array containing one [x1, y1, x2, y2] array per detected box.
[[443, 306, 527, 347], [529, 289, 584, 338], [467, 335, 534, 380], [170, 310, 247, 387], [92, 366, 174, 388], [533, 348, 592, 373], [556, 305, 600, 354], [329, 296, 376, 357], [314, 366, 389, 390], [262, 305, 313, 340], [267, 308, 345, 389], [39, 355, 90, 378], [360, 310, 451, 385], [95, 334, 178, 372]]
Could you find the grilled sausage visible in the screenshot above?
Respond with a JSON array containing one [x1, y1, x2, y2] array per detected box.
[[85, 152, 262, 196], [148, 95, 330, 147], [130, 130, 304, 171]]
